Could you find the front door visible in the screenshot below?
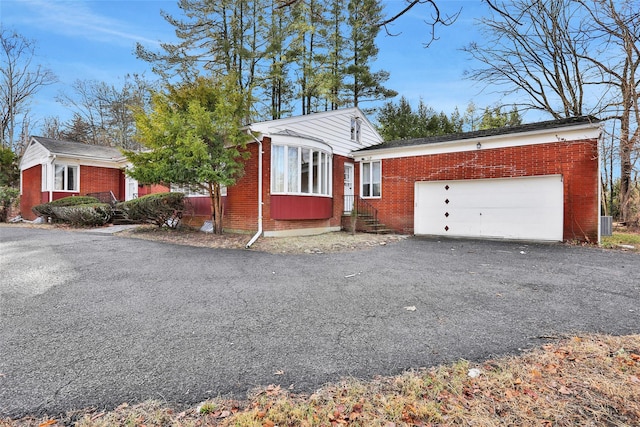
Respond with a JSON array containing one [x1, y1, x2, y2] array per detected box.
[[125, 176, 138, 201], [344, 163, 354, 213]]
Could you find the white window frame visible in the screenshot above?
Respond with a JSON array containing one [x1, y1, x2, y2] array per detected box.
[[361, 160, 381, 198], [271, 144, 333, 197], [350, 117, 362, 143], [53, 163, 79, 192]]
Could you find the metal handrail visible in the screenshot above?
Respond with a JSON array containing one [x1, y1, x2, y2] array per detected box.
[[344, 195, 378, 224], [86, 191, 118, 206]]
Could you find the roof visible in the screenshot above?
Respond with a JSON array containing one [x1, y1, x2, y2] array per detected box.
[[31, 136, 126, 161], [356, 116, 600, 153], [272, 129, 325, 144]]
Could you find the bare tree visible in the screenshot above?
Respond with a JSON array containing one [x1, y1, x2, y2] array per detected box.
[[577, 0, 640, 223], [463, 0, 591, 118], [56, 75, 152, 148], [0, 28, 57, 152], [464, 0, 640, 223]]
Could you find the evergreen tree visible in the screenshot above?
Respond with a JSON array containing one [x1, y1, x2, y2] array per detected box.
[[343, 0, 396, 108], [124, 76, 250, 234]]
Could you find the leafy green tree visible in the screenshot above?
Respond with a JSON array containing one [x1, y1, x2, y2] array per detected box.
[[123, 77, 250, 234], [0, 146, 19, 187]]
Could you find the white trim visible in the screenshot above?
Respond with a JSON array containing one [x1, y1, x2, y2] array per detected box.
[[263, 226, 341, 237], [52, 163, 80, 192], [354, 125, 602, 161], [270, 143, 333, 196], [360, 160, 382, 199]]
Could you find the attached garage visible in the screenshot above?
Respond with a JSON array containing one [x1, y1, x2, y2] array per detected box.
[[353, 116, 602, 243], [414, 175, 564, 241]]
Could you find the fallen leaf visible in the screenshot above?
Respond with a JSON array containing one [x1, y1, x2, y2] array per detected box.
[[38, 421, 56, 427], [558, 386, 572, 395]]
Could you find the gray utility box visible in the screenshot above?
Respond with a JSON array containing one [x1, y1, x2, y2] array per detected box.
[[601, 216, 613, 236]]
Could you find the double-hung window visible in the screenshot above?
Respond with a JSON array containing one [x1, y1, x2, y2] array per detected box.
[[361, 160, 381, 198], [54, 164, 78, 191], [271, 144, 332, 196]]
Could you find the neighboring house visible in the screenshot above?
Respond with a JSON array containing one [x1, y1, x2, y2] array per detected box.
[[19, 111, 602, 243], [19, 136, 140, 220], [352, 116, 602, 243]]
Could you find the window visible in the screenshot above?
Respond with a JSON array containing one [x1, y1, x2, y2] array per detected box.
[[171, 184, 227, 197], [350, 117, 361, 142], [361, 160, 381, 198], [54, 164, 78, 191], [271, 144, 332, 196]]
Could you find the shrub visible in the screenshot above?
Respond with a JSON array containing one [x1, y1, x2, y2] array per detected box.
[[0, 186, 19, 222], [50, 203, 113, 227], [32, 196, 101, 219], [116, 192, 185, 228]]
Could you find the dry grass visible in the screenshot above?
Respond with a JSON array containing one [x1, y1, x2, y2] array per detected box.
[[3, 334, 639, 427], [115, 226, 407, 254]]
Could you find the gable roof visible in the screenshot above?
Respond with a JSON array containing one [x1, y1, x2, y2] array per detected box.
[[249, 107, 384, 157], [355, 116, 601, 153], [30, 136, 125, 160]]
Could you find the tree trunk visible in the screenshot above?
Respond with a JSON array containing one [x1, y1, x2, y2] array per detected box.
[[209, 182, 224, 235]]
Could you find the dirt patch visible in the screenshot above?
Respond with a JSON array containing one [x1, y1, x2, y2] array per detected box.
[[116, 225, 408, 254]]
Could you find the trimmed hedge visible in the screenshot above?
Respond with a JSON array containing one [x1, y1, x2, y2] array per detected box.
[[116, 192, 185, 228], [33, 196, 101, 219], [50, 203, 113, 227]]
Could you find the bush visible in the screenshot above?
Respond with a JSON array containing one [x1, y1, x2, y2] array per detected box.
[[0, 186, 19, 222], [32, 196, 101, 219], [116, 192, 185, 228], [50, 203, 113, 227]]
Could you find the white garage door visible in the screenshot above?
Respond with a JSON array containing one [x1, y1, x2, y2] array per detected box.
[[414, 175, 563, 241]]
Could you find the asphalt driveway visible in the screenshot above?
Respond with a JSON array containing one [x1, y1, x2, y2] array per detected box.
[[1, 226, 639, 418]]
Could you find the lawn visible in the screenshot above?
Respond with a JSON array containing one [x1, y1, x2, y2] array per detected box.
[[601, 231, 640, 251]]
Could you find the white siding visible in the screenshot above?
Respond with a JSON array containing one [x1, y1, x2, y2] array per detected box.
[[250, 108, 383, 157]]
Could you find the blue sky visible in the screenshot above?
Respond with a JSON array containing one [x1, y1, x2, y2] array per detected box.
[[1, 0, 523, 130]]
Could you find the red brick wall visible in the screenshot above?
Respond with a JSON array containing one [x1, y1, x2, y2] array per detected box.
[[80, 165, 124, 200], [217, 138, 350, 234], [222, 141, 260, 232], [364, 139, 599, 242], [20, 165, 42, 220]]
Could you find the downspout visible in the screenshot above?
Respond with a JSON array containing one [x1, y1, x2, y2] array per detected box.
[[48, 155, 56, 202], [246, 132, 263, 248], [597, 125, 604, 244]]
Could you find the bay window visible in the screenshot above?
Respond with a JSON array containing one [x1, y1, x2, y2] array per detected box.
[[271, 144, 332, 196]]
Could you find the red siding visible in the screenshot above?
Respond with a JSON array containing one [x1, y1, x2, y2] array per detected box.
[[20, 165, 42, 220], [363, 139, 599, 242], [271, 195, 332, 220]]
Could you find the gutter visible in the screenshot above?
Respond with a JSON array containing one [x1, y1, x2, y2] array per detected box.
[[246, 131, 263, 248]]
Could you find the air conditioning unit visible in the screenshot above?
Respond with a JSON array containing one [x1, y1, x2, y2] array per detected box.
[[601, 216, 613, 236]]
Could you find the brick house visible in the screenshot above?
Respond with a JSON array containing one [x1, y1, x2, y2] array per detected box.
[[19, 111, 601, 243], [19, 137, 136, 220], [352, 116, 602, 242]]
